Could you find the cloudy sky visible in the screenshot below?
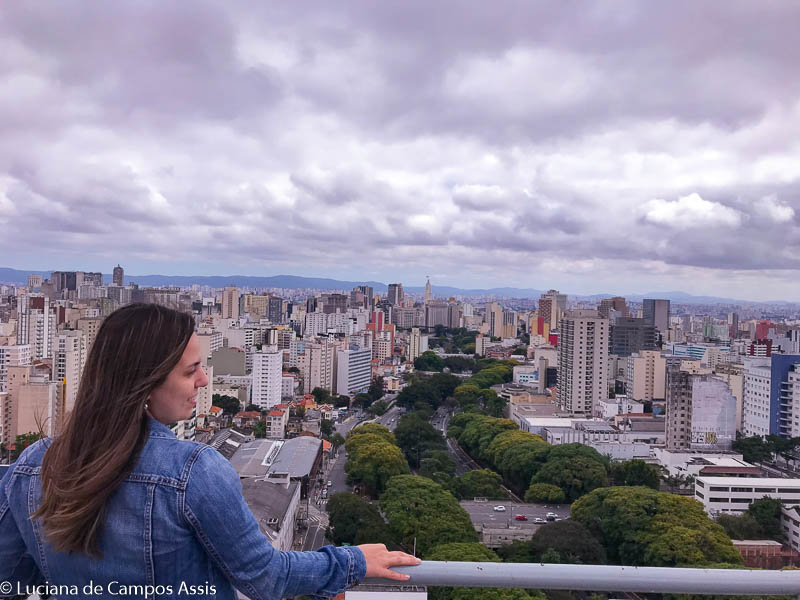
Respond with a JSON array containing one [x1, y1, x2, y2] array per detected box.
[[1, 1, 799, 300]]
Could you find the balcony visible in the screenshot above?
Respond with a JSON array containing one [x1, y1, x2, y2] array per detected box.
[[366, 561, 800, 596]]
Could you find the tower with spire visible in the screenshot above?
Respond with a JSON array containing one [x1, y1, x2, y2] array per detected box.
[[424, 276, 433, 304]]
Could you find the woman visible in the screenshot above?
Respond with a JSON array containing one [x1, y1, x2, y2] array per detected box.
[[0, 303, 419, 599]]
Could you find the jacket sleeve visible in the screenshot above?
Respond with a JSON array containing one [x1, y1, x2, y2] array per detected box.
[[0, 463, 44, 594], [183, 446, 366, 600]]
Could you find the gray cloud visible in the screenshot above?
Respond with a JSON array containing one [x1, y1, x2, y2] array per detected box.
[[1, 1, 800, 299]]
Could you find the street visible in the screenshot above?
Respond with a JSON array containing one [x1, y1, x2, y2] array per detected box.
[[299, 393, 401, 550]]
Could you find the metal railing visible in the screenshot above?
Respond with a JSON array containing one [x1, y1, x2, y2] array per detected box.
[[365, 562, 800, 596]]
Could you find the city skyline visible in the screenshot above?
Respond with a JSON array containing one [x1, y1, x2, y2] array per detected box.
[[2, 3, 800, 300], [0, 265, 798, 305]]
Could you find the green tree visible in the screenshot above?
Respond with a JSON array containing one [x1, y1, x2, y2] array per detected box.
[[252, 420, 266, 438], [419, 450, 457, 479], [394, 412, 446, 467], [425, 542, 545, 600], [381, 475, 478, 556], [533, 456, 608, 502], [452, 469, 506, 500], [443, 356, 476, 374], [486, 430, 547, 469], [748, 496, 784, 541], [369, 400, 388, 416], [348, 423, 396, 443], [11, 433, 42, 461], [524, 483, 565, 504], [320, 418, 334, 437], [732, 436, 773, 464], [415, 350, 445, 372], [609, 459, 660, 490], [326, 492, 393, 546], [345, 438, 409, 497], [212, 393, 240, 416], [368, 376, 385, 402], [528, 520, 607, 564], [571, 486, 743, 567], [717, 513, 765, 540], [329, 433, 345, 449], [458, 416, 518, 463], [334, 394, 351, 408], [311, 387, 332, 405], [245, 403, 262, 413], [353, 393, 373, 409]]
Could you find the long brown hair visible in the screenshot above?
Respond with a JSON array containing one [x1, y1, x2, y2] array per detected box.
[[33, 303, 195, 557]]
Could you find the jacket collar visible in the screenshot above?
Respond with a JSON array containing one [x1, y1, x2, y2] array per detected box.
[[147, 415, 178, 439]]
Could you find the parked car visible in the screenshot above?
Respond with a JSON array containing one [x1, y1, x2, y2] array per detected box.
[[515, 515, 528, 521], [534, 517, 546, 524], [493, 505, 506, 512], [327, 480, 333, 487], [546, 512, 558, 518]]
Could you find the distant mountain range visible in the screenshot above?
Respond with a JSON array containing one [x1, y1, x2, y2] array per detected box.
[[0, 266, 787, 305]]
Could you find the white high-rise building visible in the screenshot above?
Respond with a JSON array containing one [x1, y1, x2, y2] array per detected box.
[[0, 345, 32, 394], [252, 347, 282, 410], [336, 346, 373, 397], [408, 327, 428, 362], [302, 341, 336, 394], [305, 313, 328, 337], [557, 310, 609, 415], [742, 358, 772, 437], [54, 330, 87, 416], [17, 294, 55, 361]]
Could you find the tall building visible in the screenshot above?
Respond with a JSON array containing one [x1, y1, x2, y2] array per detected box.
[[54, 330, 87, 421], [302, 342, 336, 394], [0, 345, 32, 394], [610, 318, 658, 357], [424, 301, 450, 330], [16, 294, 55, 361], [336, 346, 373, 397], [599, 297, 627, 319], [408, 327, 428, 362], [387, 283, 404, 306], [625, 350, 666, 402], [666, 363, 736, 451], [487, 302, 503, 338], [643, 299, 670, 336], [221, 286, 240, 320], [320, 293, 348, 315], [557, 310, 609, 415], [539, 290, 567, 331], [742, 355, 800, 439], [728, 312, 740, 340], [51, 271, 103, 293], [252, 347, 282, 410], [1, 365, 58, 445], [424, 278, 433, 304], [76, 317, 103, 354], [27, 274, 42, 289], [353, 285, 374, 310], [268, 296, 284, 324], [242, 294, 269, 319], [113, 264, 124, 286]]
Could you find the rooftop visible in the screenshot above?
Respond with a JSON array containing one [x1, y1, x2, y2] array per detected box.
[[696, 475, 800, 485], [230, 439, 284, 478], [268, 436, 321, 478]]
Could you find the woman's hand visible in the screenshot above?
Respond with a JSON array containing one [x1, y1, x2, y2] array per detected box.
[[357, 543, 421, 581]]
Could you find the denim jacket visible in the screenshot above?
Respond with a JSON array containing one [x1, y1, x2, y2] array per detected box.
[[0, 417, 366, 599]]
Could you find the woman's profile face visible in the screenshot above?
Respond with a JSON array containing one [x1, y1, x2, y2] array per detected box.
[[148, 334, 209, 424]]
